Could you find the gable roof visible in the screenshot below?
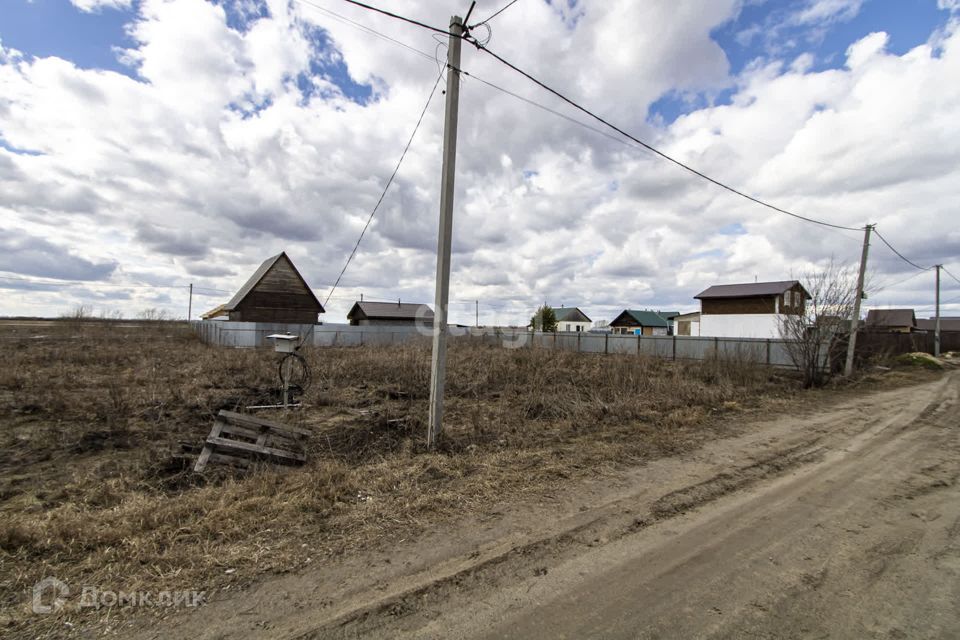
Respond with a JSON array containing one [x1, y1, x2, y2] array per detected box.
[[866, 308, 916, 328], [552, 307, 591, 323], [224, 252, 324, 313], [916, 317, 960, 331], [348, 301, 434, 321], [610, 309, 673, 328], [200, 303, 229, 320], [695, 280, 809, 300]]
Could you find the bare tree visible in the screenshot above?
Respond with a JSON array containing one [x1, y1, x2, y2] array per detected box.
[[779, 260, 860, 387]]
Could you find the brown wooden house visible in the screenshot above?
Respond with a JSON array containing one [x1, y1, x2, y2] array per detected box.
[[222, 252, 324, 324], [694, 280, 810, 338], [347, 301, 433, 326]]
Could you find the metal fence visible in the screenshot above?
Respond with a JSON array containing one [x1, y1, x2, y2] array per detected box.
[[193, 320, 818, 369]]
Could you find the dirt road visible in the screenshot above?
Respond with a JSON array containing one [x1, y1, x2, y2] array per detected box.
[[129, 371, 960, 639]]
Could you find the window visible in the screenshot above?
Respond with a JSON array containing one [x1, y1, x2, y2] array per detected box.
[[576, 325, 581, 332], [783, 291, 791, 307], [566, 323, 571, 331]]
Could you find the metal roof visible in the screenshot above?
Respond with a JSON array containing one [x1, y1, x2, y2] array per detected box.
[[865, 308, 916, 327], [552, 307, 591, 323], [916, 317, 960, 331], [223, 252, 324, 312], [348, 301, 434, 320], [611, 309, 673, 328], [694, 280, 808, 300]]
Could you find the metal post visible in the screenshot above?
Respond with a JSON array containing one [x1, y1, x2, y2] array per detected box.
[[935, 264, 941, 357], [844, 224, 873, 376], [427, 15, 463, 448], [188, 283, 193, 322]]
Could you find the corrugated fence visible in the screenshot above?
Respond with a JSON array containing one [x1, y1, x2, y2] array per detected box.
[[193, 320, 818, 369]]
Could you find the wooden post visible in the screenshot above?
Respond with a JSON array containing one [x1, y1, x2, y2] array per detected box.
[[766, 339, 771, 365], [604, 333, 609, 354], [672, 335, 677, 361]]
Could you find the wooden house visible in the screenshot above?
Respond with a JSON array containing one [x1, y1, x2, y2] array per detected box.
[[865, 309, 916, 333], [222, 252, 324, 324], [695, 280, 809, 339], [609, 310, 678, 336], [347, 301, 434, 326]]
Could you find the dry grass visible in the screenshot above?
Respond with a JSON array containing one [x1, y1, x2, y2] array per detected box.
[[0, 321, 801, 633]]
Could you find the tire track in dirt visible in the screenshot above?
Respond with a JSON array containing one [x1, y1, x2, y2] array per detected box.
[[301, 373, 957, 639]]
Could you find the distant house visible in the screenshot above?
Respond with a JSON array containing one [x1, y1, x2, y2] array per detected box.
[[347, 301, 433, 327], [695, 280, 809, 339], [917, 317, 960, 332], [865, 309, 916, 333], [552, 307, 592, 332], [609, 310, 678, 336], [672, 311, 701, 336], [221, 252, 324, 324]]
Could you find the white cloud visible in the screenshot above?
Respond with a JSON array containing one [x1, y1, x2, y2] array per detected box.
[[1, 0, 959, 322], [70, 0, 133, 12]]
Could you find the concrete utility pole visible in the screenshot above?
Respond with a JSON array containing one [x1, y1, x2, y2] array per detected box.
[[845, 224, 874, 377], [188, 283, 193, 322], [935, 264, 942, 357], [427, 15, 464, 447]]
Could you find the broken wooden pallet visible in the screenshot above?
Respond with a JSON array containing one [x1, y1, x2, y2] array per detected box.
[[194, 410, 309, 472]]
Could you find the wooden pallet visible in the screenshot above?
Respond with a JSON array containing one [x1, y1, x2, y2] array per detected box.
[[194, 410, 309, 472]]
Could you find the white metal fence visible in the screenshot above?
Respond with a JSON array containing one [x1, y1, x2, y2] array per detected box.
[[193, 320, 817, 369]]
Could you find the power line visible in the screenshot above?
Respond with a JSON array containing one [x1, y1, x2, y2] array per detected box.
[[872, 228, 932, 271], [469, 0, 520, 28], [339, 0, 451, 36], [292, 0, 436, 62], [942, 266, 960, 287], [324, 70, 445, 305], [465, 40, 862, 232], [871, 269, 929, 294]]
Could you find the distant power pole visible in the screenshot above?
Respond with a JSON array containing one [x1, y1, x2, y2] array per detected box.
[[475, 300, 479, 327], [845, 224, 874, 377], [427, 15, 464, 448], [935, 264, 942, 357], [188, 283, 193, 322]]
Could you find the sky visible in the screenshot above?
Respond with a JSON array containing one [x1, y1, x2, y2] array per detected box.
[[1, 0, 958, 325]]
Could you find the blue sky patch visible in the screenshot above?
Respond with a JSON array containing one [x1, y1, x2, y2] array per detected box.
[[0, 0, 136, 77]]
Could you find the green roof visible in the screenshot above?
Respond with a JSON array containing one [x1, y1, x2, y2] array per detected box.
[[612, 309, 674, 328]]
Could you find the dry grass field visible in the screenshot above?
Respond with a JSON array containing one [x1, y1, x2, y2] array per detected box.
[[0, 320, 903, 634]]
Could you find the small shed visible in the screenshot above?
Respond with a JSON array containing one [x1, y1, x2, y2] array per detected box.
[[222, 252, 324, 324], [865, 309, 916, 333], [672, 311, 701, 336], [347, 301, 434, 326]]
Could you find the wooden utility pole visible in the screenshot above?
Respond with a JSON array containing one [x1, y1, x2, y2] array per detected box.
[[427, 15, 464, 447], [935, 264, 942, 357], [844, 224, 873, 377], [188, 283, 193, 322], [475, 300, 479, 327]]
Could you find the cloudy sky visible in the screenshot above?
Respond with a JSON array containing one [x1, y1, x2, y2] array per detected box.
[[1, 0, 958, 324]]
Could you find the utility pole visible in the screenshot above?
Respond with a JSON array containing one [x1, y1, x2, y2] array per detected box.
[[188, 283, 193, 322], [475, 300, 479, 327], [844, 224, 873, 377], [427, 15, 464, 447], [935, 264, 942, 357]]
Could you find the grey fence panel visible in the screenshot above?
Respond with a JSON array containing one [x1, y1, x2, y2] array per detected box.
[[675, 337, 714, 361], [579, 333, 607, 353], [555, 333, 579, 352], [717, 338, 766, 364], [608, 335, 637, 354], [193, 321, 825, 370]]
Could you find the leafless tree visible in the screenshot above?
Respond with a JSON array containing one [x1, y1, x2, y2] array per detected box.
[[778, 260, 860, 387]]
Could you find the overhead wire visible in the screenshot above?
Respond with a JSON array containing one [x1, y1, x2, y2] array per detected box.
[[872, 228, 932, 271], [469, 0, 520, 29], [323, 70, 445, 305], [942, 266, 960, 287]]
